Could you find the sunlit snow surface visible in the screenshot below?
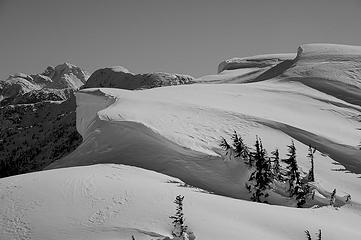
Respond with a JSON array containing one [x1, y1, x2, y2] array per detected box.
[[1, 44, 361, 239]]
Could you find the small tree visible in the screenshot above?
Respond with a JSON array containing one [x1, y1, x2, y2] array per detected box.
[[282, 141, 300, 195], [305, 229, 322, 240], [307, 145, 316, 182], [170, 195, 187, 238], [330, 189, 336, 207], [295, 183, 310, 208], [219, 137, 231, 151], [317, 229, 322, 240], [305, 230, 312, 240], [246, 137, 273, 203], [271, 149, 281, 180], [232, 131, 251, 165]]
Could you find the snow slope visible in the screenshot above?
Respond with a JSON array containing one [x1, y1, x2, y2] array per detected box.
[[1, 164, 361, 240], [204, 44, 361, 106], [2, 43, 361, 239], [47, 80, 361, 203], [47, 44, 361, 203]]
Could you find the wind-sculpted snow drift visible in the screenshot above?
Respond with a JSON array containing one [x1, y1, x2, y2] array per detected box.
[[2, 44, 361, 240]]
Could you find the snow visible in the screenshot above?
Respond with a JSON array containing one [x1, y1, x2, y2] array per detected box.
[[217, 53, 296, 73], [2, 43, 361, 239], [1, 164, 361, 240]]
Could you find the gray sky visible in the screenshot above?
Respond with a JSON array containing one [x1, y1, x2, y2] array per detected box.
[[1, 0, 361, 78]]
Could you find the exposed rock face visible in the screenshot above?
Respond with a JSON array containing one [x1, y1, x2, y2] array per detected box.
[[0, 63, 88, 177], [0, 97, 81, 177], [82, 66, 194, 90]]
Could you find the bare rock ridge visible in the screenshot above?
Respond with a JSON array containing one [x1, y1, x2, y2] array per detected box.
[[82, 66, 194, 90]]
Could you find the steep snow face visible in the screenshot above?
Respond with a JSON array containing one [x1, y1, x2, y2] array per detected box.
[[281, 44, 361, 106], [197, 53, 296, 83], [82, 66, 194, 90], [217, 53, 296, 73], [210, 44, 361, 105], [1, 164, 361, 240]]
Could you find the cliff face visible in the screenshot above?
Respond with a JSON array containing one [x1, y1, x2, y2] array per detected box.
[[0, 63, 87, 177], [0, 97, 81, 177]]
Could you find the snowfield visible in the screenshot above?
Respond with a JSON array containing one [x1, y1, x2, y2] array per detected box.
[[1, 44, 361, 239], [1, 164, 361, 240]]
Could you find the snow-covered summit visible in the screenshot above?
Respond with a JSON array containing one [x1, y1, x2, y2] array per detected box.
[[200, 44, 361, 106], [0, 63, 88, 103]]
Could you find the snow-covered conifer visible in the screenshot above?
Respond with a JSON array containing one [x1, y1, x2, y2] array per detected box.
[[317, 229, 322, 240], [232, 131, 251, 165], [307, 145, 316, 182], [282, 141, 300, 195], [246, 137, 273, 203], [330, 189, 336, 207], [271, 149, 281, 180], [219, 137, 231, 150], [170, 195, 188, 238]]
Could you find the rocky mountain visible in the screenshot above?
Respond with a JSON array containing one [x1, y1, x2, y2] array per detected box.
[[82, 66, 194, 90], [0, 63, 88, 105]]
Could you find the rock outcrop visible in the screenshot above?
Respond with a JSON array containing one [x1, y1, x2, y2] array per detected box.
[[82, 66, 194, 90], [0, 63, 88, 177]]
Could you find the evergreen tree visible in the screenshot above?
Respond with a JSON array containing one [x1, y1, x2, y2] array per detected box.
[[170, 195, 187, 238], [307, 145, 316, 182], [246, 137, 273, 203], [232, 131, 251, 165], [219, 137, 231, 150], [305, 230, 312, 240], [295, 183, 310, 208], [271, 149, 281, 180], [304, 229, 322, 240], [317, 229, 322, 240], [330, 189, 336, 207], [282, 141, 300, 195]]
